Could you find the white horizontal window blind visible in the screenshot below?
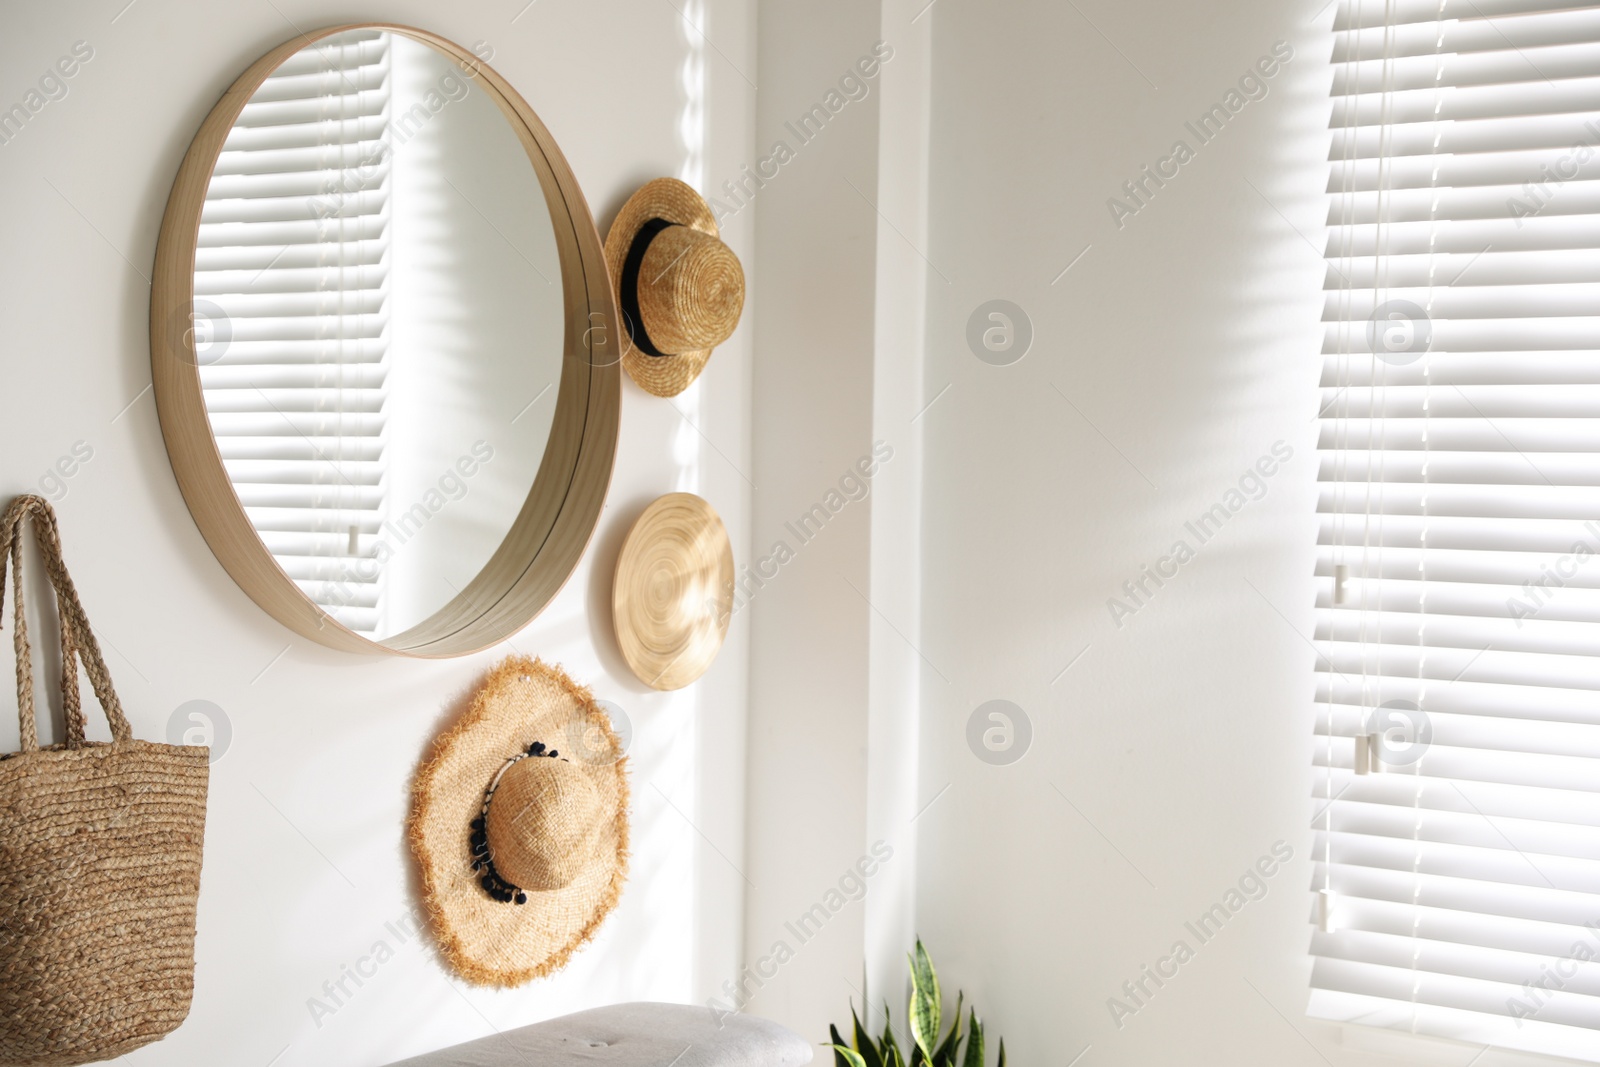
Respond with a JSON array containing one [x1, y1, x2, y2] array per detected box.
[[1313, 0, 1600, 1059], [196, 30, 392, 635]]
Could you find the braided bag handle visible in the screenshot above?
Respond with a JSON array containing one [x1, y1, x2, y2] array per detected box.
[[0, 495, 132, 752]]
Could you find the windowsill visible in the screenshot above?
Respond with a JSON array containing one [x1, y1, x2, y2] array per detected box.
[[1340, 1022, 1599, 1067]]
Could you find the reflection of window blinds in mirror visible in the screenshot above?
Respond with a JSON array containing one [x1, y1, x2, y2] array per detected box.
[[197, 31, 391, 635], [1312, 0, 1600, 1060]]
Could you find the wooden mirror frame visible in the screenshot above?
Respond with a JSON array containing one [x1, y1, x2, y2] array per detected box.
[[150, 24, 621, 657]]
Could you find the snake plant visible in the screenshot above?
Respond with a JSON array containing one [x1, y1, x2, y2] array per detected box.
[[828, 940, 1006, 1067]]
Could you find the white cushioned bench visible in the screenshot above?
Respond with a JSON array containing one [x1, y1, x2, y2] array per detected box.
[[384, 1002, 814, 1066]]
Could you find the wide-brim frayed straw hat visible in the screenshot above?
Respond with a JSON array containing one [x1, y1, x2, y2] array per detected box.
[[605, 178, 745, 398], [409, 656, 628, 987]]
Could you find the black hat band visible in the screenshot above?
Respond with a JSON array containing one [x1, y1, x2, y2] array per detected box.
[[618, 217, 675, 360]]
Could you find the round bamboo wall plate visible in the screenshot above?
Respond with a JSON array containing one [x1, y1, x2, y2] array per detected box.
[[148, 24, 621, 657], [612, 494, 733, 690]]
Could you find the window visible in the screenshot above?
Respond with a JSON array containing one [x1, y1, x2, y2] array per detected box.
[[1312, 0, 1600, 1059]]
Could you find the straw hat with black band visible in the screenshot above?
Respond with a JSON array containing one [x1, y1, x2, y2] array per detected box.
[[409, 656, 628, 987], [605, 178, 745, 398]]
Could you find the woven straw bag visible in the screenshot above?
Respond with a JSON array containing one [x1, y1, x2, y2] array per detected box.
[[0, 496, 209, 1065]]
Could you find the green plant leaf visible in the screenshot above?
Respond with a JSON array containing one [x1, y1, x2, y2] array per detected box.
[[932, 992, 964, 1067], [829, 1045, 869, 1067], [853, 1004, 884, 1067], [908, 940, 942, 1061], [960, 1009, 984, 1067], [996, 1038, 1006, 1067], [830, 1025, 853, 1067], [882, 1006, 904, 1063]]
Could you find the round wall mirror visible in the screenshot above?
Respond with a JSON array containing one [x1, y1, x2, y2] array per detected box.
[[151, 25, 620, 656]]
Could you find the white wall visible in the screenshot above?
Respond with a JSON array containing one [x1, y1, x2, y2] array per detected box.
[[914, 0, 1335, 1064], [0, 2, 754, 1064], [861, 0, 932, 1037], [742, 0, 931, 1042]]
